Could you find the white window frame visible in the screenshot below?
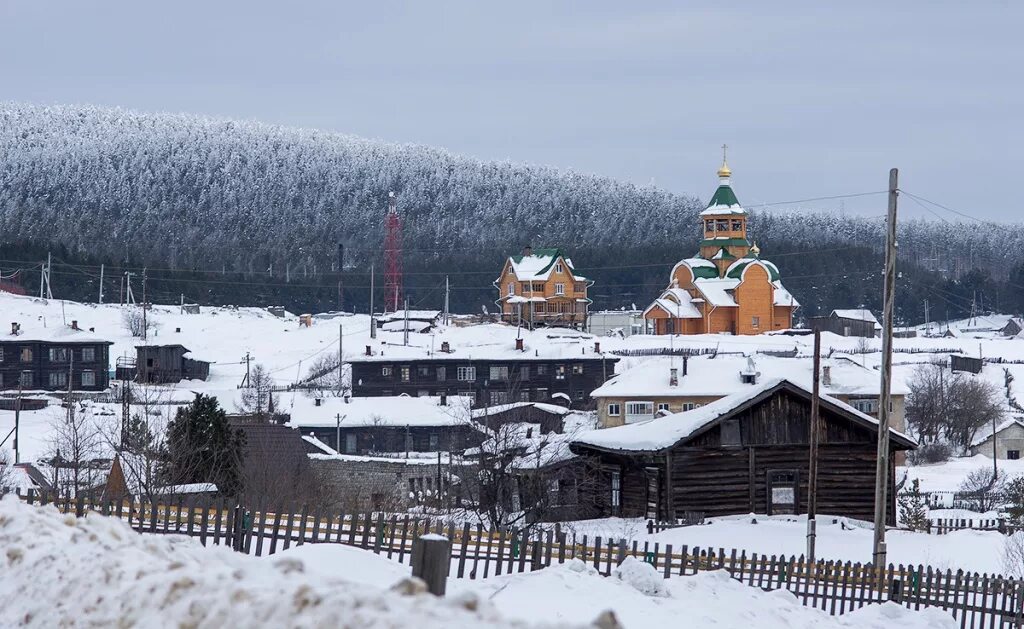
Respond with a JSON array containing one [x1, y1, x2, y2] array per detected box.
[[681, 402, 696, 412], [49, 371, 67, 388], [554, 283, 565, 295], [457, 365, 476, 382], [381, 366, 392, 377], [657, 402, 670, 412], [610, 470, 621, 510], [607, 403, 621, 417], [81, 347, 95, 362], [81, 370, 96, 387], [555, 262, 564, 274], [400, 366, 411, 382], [49, 347, 69, 362], [625, 401, 654, 424], [507, 282, 514, 296], [489, 365, 509, 381]]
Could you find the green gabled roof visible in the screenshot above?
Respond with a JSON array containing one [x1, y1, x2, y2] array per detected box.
[[692, 265, 720, 279], [699, 238, 750, 249], [711, 247, 736, 261], [510, 247, 561, 265], [707, 184, 741, 209], [726, 257, 781, 281]]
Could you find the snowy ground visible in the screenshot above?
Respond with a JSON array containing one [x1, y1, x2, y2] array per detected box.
[[0, 497, 956, 628], [550, 513, 1010, 575]]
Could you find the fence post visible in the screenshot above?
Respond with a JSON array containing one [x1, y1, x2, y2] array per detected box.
[[411, 535, 450, 596], [888, 577, 902, 603]]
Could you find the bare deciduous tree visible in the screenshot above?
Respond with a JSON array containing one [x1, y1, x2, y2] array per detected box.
[[958, 468, 1006, 513], [46, 402, 103, 498], [237, 363, 279, 420], [122, 307, 156, 338], [907, 362, 1005, 451], [301, 354, 349, 398]]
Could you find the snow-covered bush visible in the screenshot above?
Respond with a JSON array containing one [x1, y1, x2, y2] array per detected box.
[[611, 557, 670, 598]]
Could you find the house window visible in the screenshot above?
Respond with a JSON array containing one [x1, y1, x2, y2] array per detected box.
[[705, 219, 715, 232], [721, 419, 741, 446], [574, 389, 584, 400], [507, 283, 514, 297], [345, 433, 357, 454], [81, 370, 96, 387], [574, 282, 586, 293], [535, 364, 547, 376], [625, 401, 654, 423], [400, 366, 411, 382], [519, 365, 529, 380], [572, 363, 584, 375], [681, 402, 696, 412], [49, 348, 69, 362], [521, 282, 531, 293], [657, 403, 670, 413], [850, 399, 879, 415], [436, 366, 446, 381], [518, 390, 531, 402], [489, 390, 509, 405], [767, 470, 798, 515], [418, 365, 431, 377], [19, 371, 32, 387], [1010, 450, 1021, 460], [535, 387, 548, 399], [381, 366, 393, 377], [81, 347, 95, 362], [555, 365, 566, 380], [489, 365, 509, 381], [417, 390, 429, 397], [429, 433, 439, 450], [555, 283, 565, 295], [751, 316, 760, 329], [731, 219, 743, 231], [610, 470, 621, 511], [20, 348, 32, 362], [0, 348, 5, 362], [49, 371, 67, 387], [457, 366, 476, 381], [716, 219, 729, 231], [555, 262, 563, 274], [607, 403, 621, 417]]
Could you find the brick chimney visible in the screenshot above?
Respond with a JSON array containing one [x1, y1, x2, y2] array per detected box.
[[11, 322, 18, 335], [441, 341, 450, 353], [515, 338, 524, 351], [523, 244, 533, 257], [594, 342, 601, 353], [365, 345, 372, 356], [670, 368, 679, 387], [822, 365, 832, 387], [440, 393, 447, 406], [71, 320, 79, 331]]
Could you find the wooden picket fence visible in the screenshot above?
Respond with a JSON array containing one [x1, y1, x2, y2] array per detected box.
[[929, 518, 1024, 536], [11, 491, 1024, 628]]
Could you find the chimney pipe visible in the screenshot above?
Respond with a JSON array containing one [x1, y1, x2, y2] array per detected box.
[[71, 320, 79, 330], [11, 322, 18, 335], [682, 355, 689, 376], [441, 341, 450, 353], [365, 345, 372, 356], [594, 342, 601, 353], [440, 393, 447, 406], [515, 338, 524, 351], [670, 368, 679, 387], [315, 398, 322, 407], [822, 365, 832, 387]]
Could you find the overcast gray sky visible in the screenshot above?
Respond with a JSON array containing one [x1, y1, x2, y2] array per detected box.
[[2, 0, 1021, 220]]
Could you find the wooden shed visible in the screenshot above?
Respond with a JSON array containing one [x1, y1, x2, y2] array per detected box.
[[571, 378, 915, 524]]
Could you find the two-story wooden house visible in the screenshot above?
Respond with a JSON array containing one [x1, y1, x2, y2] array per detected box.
[[494, 247, 593, 330], [349, 339, 618, 409], [0, 322, 113, 392]]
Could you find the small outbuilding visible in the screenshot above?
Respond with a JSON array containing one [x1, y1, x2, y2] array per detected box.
[[808, 309, 880, 338], [132, 345, 211, 383], [970, 417, 1024, 460]]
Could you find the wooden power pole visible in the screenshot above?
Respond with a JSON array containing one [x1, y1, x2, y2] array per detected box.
[[807, 329, 822, 563], [872, 168, 899, 568]]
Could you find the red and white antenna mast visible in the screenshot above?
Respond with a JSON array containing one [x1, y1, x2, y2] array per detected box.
[[383, 191, 403, 313]]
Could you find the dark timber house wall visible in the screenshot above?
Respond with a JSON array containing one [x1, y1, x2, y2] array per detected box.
[[572, 381, 914, 524], [349, 356, 617, 409], [0, 339, 113, 391]]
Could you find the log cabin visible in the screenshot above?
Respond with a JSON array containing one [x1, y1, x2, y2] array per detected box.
[[571, 377, 915, 523], [494, 247, 593, 330], [643, 152, 798, 335], [1, 322, 112, 392]]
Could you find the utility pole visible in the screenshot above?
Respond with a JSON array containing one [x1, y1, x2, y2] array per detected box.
[[336, 413, 341, 453], [807, 330, 822, 563], [13, 385, 22, 463], [923, 299, 930, 335], [120, 273, 125, 305], [98, 264, 104, 304], [39, 253, 53, 300], [124, 272, 135, 306], [337, 243, 344, 312], [180, 293, 184, 315], [403, 298, 410, 347], [338, 323, 344, 395], [65, 350, 74, 425], [141, 268, 148, 342], [872, 168, 899, 569], [241, 352, 252, 388], [444, 276, 450, 326], [370, 264, 377, 340]]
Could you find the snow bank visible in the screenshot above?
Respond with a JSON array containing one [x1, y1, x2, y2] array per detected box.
[[461, 559, 956, 629], [0, 497, 573, 628], [610, 557, 670, 598]]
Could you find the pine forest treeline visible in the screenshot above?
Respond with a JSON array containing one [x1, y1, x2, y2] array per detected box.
[[1, 103, 1023, 324]]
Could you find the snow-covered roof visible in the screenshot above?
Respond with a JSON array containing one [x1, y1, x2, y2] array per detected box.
[[692, 278, 739, 307], [285, 394, 474, 429], [773, 282, 800, 307], [470, 401, 571, 419], [2, 326, 112, 344], [381, 320, 432, 333], [575, 377, 915, 453], [501, 248, 586, 282], [377, 310, 440, 323], [350, 326, 617, 362], [970, 416, 1024, 448], [591, 354, 907, 399], [644, 288, 703, 319], [832, 310, 880, 325]]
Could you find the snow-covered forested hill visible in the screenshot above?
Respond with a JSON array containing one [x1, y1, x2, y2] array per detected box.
[[1, 103, 1022, 320]]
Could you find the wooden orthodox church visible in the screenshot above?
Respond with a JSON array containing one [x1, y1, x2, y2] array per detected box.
[[643, 152, 798, 335]]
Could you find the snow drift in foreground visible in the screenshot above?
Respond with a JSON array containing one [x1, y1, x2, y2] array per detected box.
[[0, 497, 574, 628]]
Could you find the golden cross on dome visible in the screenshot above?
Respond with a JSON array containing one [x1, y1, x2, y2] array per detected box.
[[722, 144, 728, 162]]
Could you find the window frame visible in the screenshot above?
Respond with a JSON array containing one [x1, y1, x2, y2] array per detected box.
[[607, 403, 621, 417], [81, 347, 96, 362], [554, 283, 565, 296], [81, 370, 96, 387], [456, 365, 477, 382]]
